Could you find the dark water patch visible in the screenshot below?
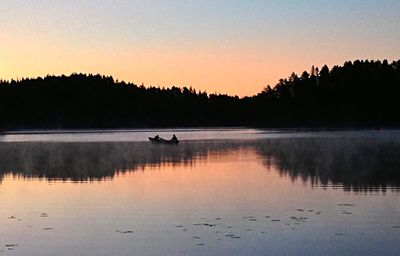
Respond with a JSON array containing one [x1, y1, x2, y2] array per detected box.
[[338, 204, 356, 207], [290, 217, 308, 222], [115, 230, 133, 234], [120, 231, 134, 234], [243, 216, 257, 221], [5, 244, 18, 247], [341, 211, 353, 215], [225, 234, 239, 238]]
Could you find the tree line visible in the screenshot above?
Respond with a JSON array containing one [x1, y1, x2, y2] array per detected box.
[[0, 59, 399, 130]]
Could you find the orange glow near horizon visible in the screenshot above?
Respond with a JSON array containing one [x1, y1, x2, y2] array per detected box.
[[2, 32, 398, 98], [0, 34, 285, 97], [0, 34, 381, 97], [1, 1, 399, 97]]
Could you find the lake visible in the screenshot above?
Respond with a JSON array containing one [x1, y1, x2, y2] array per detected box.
[[0, 129, 399, 255]]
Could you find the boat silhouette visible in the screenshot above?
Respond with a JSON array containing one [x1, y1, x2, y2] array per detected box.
[[148, 136, 179, 144]]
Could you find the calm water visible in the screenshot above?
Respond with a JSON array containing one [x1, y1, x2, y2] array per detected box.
[[0, 129, 399, 255]]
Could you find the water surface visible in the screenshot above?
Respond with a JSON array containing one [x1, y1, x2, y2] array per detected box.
[[0, 129, 399, 255]]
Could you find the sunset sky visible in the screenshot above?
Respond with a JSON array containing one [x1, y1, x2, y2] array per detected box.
[[1, 0, 399, 96]]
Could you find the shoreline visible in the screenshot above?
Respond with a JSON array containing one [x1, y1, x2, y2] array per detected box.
[[0, 126, 397, 135]]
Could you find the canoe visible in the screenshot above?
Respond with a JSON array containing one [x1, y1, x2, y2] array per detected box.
[[148, 137, 179, 144]]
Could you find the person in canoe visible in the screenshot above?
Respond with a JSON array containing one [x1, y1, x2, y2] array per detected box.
[[149, 134, 179, 144], [171, 134, 178, 143]]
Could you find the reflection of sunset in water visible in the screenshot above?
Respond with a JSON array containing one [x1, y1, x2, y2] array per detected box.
[[1, 137, 400, 255]]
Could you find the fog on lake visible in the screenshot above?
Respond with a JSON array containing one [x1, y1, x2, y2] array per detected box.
[[0, 130, 399, 255]]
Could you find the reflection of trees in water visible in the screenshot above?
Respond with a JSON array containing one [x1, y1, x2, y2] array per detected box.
[[255, 138, 400, 193], [0, 142, 237, 182], [0, 138, 399, 192]]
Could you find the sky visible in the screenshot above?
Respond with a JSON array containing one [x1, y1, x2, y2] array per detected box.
[[1, 0, 399, 97]]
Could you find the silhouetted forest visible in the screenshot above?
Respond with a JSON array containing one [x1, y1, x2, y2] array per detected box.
[[0, 59, 399, 129]]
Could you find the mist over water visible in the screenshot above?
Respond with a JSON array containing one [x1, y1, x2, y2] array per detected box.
[[0, 129, 399, 255]]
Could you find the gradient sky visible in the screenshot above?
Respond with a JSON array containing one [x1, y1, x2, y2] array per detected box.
[[1, 0, 399, 96]]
